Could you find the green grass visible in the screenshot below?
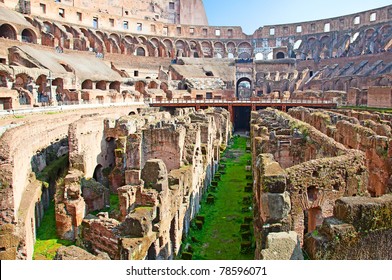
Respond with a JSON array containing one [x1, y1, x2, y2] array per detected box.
[[33, 201, 74, 260], [181, 136, 254, 260]]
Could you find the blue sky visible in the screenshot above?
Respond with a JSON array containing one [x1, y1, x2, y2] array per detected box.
[[203, 0, 392, 34]]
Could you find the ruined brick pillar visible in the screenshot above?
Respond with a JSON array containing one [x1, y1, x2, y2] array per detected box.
[[55, 170, 86, 241]]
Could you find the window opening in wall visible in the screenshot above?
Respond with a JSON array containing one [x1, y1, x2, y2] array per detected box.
[[203, 28, 207, 36], [109, 18, 114, 27], [228, 29, 233, 37], [215, 29, 221, 36], [190, 28, 194, 35], [309, 70, 314, 77], [296, 25, 302, 33], [269, 28, 275, 35], [324, 22, 330, 32], [163, 27, 168, 36], [40, 3, 46, 14], [354, 16, 360, 25], [93, 17, 98, 29], [134, 70, 139, 77], [177, 27, 181, 35], [123, 21, 129, 30], [151, 24, 156, 32], [169, 2, 175, 9], [77, 12, 82, 21], [58, 8, 65, 18], [339, 18, 345, 28], [125, 11, 129, 16], [310, 23, 316, 32], [137, 23, 142, 31], [370, 12, 377, 22], [206, 92, 212, 99]]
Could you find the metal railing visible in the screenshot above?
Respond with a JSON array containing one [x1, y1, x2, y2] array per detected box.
[[147, 98, 337, 105]]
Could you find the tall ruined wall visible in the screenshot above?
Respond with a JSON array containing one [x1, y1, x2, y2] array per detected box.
[[60, 107, 231, 260], [0, 105, 144, 260], [289, 107, 392, 196], [251, 109, 368, 259]]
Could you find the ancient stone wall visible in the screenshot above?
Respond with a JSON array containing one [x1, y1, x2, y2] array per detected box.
[[367, 87, 392, 108], [251, 109, 368, 259], [289, 107, 392, 196], [62, 107, 231, 259], [0, 105, 144, 260], [304, 195, 392, 259]]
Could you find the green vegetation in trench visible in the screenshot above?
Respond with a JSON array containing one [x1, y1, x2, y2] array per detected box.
[[33, 201, 74, 260], [180, 136, 254, 260]]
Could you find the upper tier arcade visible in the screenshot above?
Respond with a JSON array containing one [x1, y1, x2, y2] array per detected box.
[[0, 2, 390, 60]]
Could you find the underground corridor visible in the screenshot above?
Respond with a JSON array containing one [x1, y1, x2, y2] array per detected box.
[[179, 136, 254, 260]]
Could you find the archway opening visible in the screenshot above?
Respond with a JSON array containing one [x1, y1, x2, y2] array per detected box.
[[21, 29, 37, 43], [0, 24, 17, 40], [236, 78, 252, 100], [93, 164, 103, 184], [82, 79, 93, 90], [234, 106, 251, 131], [96, 81, 107, 90], [136, 47, 146, 56], [276, 52, 285, 59]]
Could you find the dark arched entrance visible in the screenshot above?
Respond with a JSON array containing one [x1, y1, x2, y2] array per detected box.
[[0, 24, 17, 40], [236, 78, 252, 100], [276, 52, 285, 59]]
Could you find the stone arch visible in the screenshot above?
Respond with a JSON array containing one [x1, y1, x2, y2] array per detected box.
[[138, 36, 148, 45], [226, 41, 236, 57], [237, 41, 252, 59], [95, 30, 106, 41], [175, 39, 186, 57], [82, 79, 93, 90], [189, 40, 200, 58], [0, 23, 17, 40], [214, 41, 225, 58], [35, 74, 47, 95], [276, 52, 285, 59], [150, 37, 161, 56], [109, 81, 120, 92], [163, 38, 174, 58], [148, 81, 159, 89], [96, 81, 107, 90], [21, 28, 37, 43], [201, 41, 213, 58], [350, 78, 358, 88], [121, 36, 134, 55], [335, 79, 345, 91], [14, 73, 31, 89], [109, 33, 120, 44], [136, 47, 146, 56], [135, 80, 147, 95], [42, 21, 54, 34], [236, 77, 252, 99]]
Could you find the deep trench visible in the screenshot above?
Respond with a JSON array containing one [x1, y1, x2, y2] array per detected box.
[[180, 135, 254, 260]]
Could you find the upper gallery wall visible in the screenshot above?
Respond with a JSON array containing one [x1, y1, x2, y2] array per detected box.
[[0, 1, 390, 60]]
